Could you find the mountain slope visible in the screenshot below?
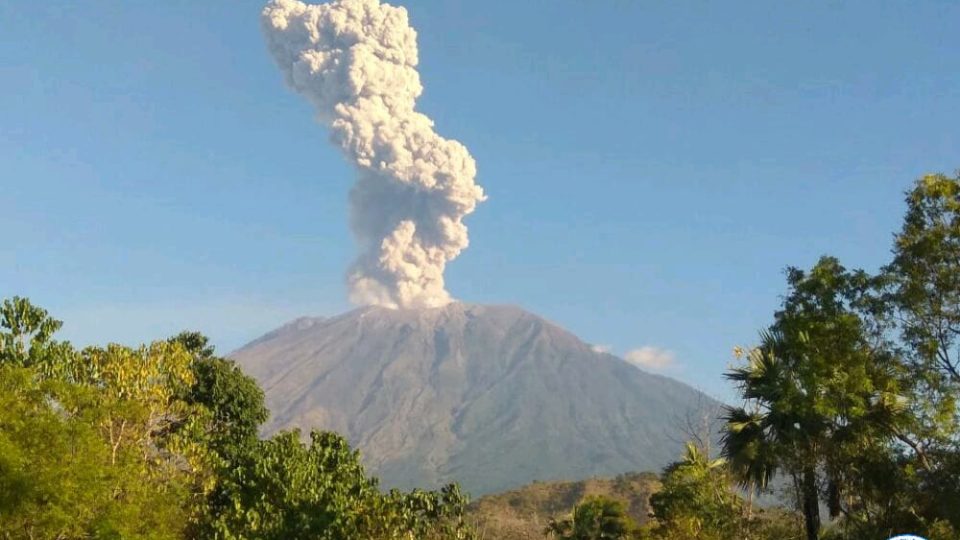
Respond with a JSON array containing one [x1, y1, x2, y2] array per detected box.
[[231, 303, 719, 495]]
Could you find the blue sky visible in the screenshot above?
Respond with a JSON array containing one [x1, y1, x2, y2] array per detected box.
[[2, 1, 958, 400]]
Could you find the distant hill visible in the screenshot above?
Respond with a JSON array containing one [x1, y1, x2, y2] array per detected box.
[[468, 472, 661, 540], [231, 302, 722, 495]]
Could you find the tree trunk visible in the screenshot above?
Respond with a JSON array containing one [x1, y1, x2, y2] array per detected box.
[[801, 466, 820, 540]]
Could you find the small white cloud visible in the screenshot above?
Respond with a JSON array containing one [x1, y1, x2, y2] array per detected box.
[[591, 344, 612, 354], [624, 346, 676, 371]]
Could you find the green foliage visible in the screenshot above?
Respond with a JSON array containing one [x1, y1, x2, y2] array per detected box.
[[544, 495, 638, 540], [722, 257, 909, 540], [859, 172, 960, 537], [0, 296, 74, 376], [714, 173, 960, 539], [882, 173, 960, 463], [0, 318, 212, 538], [0, 364, 192, 539], [0, 297, 475, 540], [639, 441, 805, 540], [641, 443, 745, 540], [179, 348, 268, 456], [0, 296, 61, 365], [205, 429, 473, 539], [170, 330, 217, 361], [886, 172, 960, 385]]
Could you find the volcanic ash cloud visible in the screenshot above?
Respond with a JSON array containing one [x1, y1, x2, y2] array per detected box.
[[262, 0, 486, 309]]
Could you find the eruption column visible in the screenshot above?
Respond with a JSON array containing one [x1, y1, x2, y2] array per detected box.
[[262, 0, 485, 309]]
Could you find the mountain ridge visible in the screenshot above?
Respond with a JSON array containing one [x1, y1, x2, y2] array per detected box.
[[231, 302, 720, 495]]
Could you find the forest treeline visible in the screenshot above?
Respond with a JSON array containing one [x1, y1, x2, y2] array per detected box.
[[0, 303, 473, 539], [2, 172, 960, 540]]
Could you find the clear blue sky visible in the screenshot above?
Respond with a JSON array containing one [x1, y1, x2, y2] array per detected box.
[[2, 1, 958, 400]]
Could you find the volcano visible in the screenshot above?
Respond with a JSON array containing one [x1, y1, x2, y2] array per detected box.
[[231, 303, 720, 495]]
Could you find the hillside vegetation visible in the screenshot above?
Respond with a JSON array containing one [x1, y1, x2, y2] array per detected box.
[[468, 472, 660, 539]]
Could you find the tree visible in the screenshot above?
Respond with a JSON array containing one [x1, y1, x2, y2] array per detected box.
[[171, 331, 268, 457], [882, 172, 960, 455], [0, 364, 193, 539], [66, 342, 209, 473], [885, 172, 960, 386], [0, 296, 74, 375], [167, 331, 276, 533], [1, 298, 477, 539], [642, 442, 746, 540], [875, 172, 960, 535], [0, 299, 217, 536], [205, 429, 475, 540], [169, 330, 217, 361], [544, 496, 637, 540], [722, 257, 907, 540], [0, 296, 60, 364]]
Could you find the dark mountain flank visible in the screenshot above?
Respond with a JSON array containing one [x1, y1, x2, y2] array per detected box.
[[231, 303, 720, 495]]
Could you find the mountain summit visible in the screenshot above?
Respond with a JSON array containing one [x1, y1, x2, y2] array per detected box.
[[231, 303, 719, 495]]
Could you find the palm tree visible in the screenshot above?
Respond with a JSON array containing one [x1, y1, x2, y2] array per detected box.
[[721, 331, 821, 540], [721, 336, 784, 493], [723, 257, 925, 540]]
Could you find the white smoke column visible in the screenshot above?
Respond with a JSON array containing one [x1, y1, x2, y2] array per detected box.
[[262, 0, 485, 309]]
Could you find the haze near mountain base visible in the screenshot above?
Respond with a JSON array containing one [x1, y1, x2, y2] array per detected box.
[[262, 0, 486, 309], [232, 303, 721, 496]]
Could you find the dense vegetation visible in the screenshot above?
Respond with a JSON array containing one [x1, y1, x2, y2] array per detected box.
[[3, 172, 959, 539], [639, 173, 960, 539], [0, 300, 474, 539], [528, 173, 960, 540]]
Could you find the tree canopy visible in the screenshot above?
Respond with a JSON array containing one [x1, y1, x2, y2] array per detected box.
[[0, 299, 476, 540]]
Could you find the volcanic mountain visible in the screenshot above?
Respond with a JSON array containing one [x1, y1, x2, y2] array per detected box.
[[231, 303, 720, 496]]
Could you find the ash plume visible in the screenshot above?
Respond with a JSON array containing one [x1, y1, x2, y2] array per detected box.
[[262, 0, 486, 309]]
